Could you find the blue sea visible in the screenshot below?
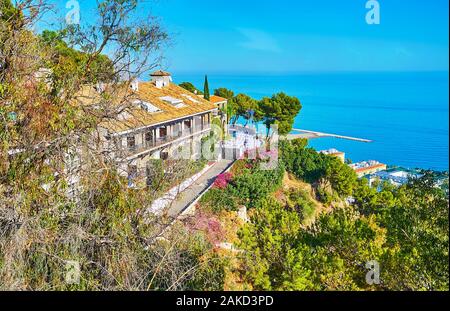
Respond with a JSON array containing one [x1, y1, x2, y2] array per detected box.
[[173, 72, 449, 171]]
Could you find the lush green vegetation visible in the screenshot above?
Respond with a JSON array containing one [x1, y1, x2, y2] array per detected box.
[[231, 94, 258, 125], [178, 83, 302, 136], [179, 81, 203, 95], [213, 88, 235, 122], [1, 0, 447, 292], [200, 158, 285, 212], [238, 202, 387, 290], [232, 140, 449, 290], [280, 139, 358, 201], [211, 86, 302, 135], [39, 30, 115, 87], [238, 174, 449, 290], [214, 87, 234, 100], [258, 93, 302, 136], [196, 139, 448, 291]]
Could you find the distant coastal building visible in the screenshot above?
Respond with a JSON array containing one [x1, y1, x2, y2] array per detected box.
[[319, 148, 345, 162], [368, 168, 423, 187], [349, 160, 387, 178]]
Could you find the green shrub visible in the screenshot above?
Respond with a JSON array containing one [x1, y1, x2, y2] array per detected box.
[[200, 160, 285, 212], [286, 190, 316, 224], [199, 188, 237, 212], [228, 163, 284, 209], [280, 139, 357, 201]]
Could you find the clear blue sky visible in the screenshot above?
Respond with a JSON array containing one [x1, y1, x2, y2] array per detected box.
[[44, 0, 449, 73]]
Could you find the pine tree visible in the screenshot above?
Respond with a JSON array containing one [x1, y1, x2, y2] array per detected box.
[[203, 75, 210, 100]]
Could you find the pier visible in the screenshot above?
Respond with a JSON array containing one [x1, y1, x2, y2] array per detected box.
[[287, 129, 373, 143]]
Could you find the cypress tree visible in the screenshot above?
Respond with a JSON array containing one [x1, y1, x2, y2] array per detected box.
[[203, 75, 210, 100]]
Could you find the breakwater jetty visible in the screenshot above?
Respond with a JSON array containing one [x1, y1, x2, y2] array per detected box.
[[287, 129, 373, 143]]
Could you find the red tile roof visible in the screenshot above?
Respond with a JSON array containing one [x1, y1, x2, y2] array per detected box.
[[354, 164, 387, 173], [210, 95, 227, 104]]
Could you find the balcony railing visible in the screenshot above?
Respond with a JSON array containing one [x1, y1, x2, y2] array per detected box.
[[123, 123, 211, 157]]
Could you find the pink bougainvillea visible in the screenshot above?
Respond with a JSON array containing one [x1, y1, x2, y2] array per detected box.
[[212, 172, 233, 189], [185, 211, 225, 244], [242, 148, 279, 163], [257, 148, 279, 161]]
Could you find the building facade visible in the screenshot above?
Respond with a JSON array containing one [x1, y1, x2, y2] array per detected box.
[[319, 148, 345, 162], [349, 160, 387, 178], [93, 71, 222, 187]]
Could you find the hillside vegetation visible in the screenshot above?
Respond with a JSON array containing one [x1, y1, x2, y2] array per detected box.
[[195, 139, 449, 290], [0, 0, 448, 291], [0, 0, 222, 291]]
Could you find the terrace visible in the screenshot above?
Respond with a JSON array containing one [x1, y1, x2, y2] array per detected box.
[[116, 113, 212, 159]]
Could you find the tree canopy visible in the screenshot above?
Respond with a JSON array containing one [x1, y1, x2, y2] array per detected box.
[[209, 87, 301, 134], [237, 165, 448, 290], [280, 139, 357, 200], [179, 81, 203, 95], [258, 93, 302, 136], [39, 30, 115, 87], [231, 93, 258, 125], [214, 87, 234, 100]]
